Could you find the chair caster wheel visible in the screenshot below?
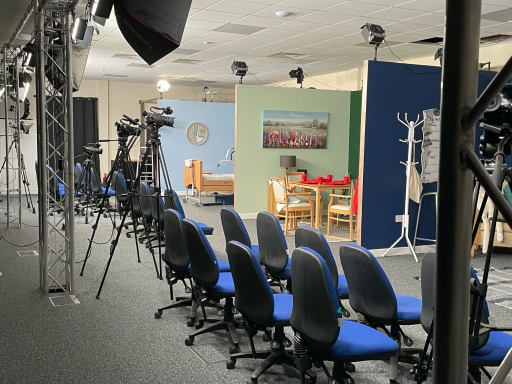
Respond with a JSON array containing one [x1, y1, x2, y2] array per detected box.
[[187, 319, 195, 327], [262, 334, 270, 342], [126, 234, 131, 238], [139, 239, 144, 244], [185, 337, 194, 346], [403, 336, 414, 347], [306, 379, 316, 384], [195, 321, 204, 330], [232, 307, 239, 314], [229, 345, 239, 354], [226, 359, 236, 369], [103, 214, 108, 218], [145, 243, 149, 249], [82, 213, 85, 216], [90, 212, 94, 216], [342, 309, 351, 318], [216, 309, 224, 316], [154, 311, 162, 319], [345, 363, 355, 373], [283, 337, 292, 348], [314, 361, 322, 368], [185, 287, 192, 293]]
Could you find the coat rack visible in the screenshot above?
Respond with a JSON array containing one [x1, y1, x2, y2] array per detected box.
[[382, 113, 423, 262]]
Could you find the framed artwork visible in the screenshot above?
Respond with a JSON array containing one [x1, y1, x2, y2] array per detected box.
[[262, 110, 328, 149]]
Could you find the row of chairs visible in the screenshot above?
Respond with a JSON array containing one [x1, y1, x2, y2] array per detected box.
[[155, 207, 429, 383]]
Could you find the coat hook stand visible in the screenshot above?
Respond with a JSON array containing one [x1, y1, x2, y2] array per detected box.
[[382, 113, 423, 262]]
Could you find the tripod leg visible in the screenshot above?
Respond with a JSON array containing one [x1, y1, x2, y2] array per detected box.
[[96, 208, 131, 299], [128, 200, 141, 263], [142, 215, 159, 278], [80, 194, 109, 276]]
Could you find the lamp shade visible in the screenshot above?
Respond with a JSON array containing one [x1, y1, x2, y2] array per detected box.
[[280, 155, 296, 168]]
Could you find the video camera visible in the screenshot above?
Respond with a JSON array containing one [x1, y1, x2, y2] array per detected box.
[[143, 106, 175, 128], [479, 84, 512, 159], [115, 121, 138, 138], [83, 143, 103, 155]]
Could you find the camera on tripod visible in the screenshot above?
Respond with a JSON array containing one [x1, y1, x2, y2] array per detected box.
[[143, 106, 175, 128], [479, 84, 512, 159], [115, 121, 138, 138], [83, 143, 103, 155]]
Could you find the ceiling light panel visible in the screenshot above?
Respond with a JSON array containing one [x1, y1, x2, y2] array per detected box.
[[190, 10, 245, 23], [207, 0, 270, 14], [232, 15, 289, 28], [214, 24, 267, 34]]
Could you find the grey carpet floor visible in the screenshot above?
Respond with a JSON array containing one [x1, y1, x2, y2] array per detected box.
[[0, 196, 511, 384]]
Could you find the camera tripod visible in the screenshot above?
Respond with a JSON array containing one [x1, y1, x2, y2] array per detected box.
[[93, 113, 177, 299], [79, 122, 160, 284], [0, 132, 35, 212], [412, 135, 512, 384], [75, 147, 105, 223]]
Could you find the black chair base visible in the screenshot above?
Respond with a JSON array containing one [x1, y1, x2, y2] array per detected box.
[[154, 297, 191, 319]]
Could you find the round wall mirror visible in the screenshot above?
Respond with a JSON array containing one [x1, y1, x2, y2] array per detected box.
[[186, 122, 208, 146]]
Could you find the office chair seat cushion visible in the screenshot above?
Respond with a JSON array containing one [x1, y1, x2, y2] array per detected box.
[[274, 258, 292, 279], [396, 294, 422, 322], [204, 272, 235, 296], [336, 274, 349, 297], [318, 320, 399, 360], [101, 186, 116, 196], [198, 222, 214, 236], [57, 183, 65, 196], [272, 293, 293, 323], [469, 331, 512, 365], [217, 259, 230, 272], [251, 244, 259, 256]]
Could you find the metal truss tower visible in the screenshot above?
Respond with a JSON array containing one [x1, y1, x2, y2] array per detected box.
[[34, 0, 75, 294]]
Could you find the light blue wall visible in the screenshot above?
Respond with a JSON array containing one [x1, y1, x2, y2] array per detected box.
[[158, 100, 235, 192]]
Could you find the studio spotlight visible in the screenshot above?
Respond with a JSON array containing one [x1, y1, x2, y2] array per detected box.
[[23, 43, 36, 68], [89, 0, 114, 19], [157, 80, 170, 98], [289, 67, 304, 88], [72, 18, 88, 41], [18, 72, 32, 101], [360, 23, 386, 61], [434, 47, 443, 66], [0, 86, 5, 99], [231, 61, 248, 84]]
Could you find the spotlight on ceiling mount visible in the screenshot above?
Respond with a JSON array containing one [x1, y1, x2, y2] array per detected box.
[[88, 0, 114, 19], [231, 61, 248, 84], [157, 80, 170, 98], [18, 72, 32, 102], [72, 18, 88, 41], [360, 23, 386, 61], [434, 47, 443, 66], [289, 67, 304, 88], [22, 43, 36, 69]]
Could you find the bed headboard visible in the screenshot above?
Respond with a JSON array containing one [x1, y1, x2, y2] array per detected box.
[[184, 160, 203, 190]]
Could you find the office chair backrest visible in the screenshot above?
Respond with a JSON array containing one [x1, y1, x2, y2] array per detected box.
[[182, 218, 220, 288], [420, 252, 490, 350], [90, 168, 101, 194], [227, 241, 274, 325], [295, 226, 338, 289], [290, 247, 340, 350], [75, 163, 84, 189], [163, 209, 190, 273], [256, 211, 288, 274], [139, 182, 153, 220], [164, 190, 182, 217], [114, 171, 129, 205], [150, 185, 166, 226], [221, 208, 252, 250], [339, 244, 397, 323]]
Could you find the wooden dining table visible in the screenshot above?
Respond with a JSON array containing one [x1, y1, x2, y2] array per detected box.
[[290, 181, 350, 229]]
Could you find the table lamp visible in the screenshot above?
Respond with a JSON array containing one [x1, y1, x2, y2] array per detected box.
[[280, 155, 296, 171]]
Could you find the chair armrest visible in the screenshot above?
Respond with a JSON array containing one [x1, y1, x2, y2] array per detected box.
[[330, 193, 350, 199], [286, 192, 311, 196], [275, 199, 287, 204]]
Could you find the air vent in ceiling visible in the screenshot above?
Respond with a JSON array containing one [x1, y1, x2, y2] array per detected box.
[[102, 74, 129, 78], [480, 34, 512, 45], [268, 52, 309, 59], [411, 37, 444, 45], [127, 62, 157, 68], [481, 8, 512, 22], [214, 24, 266, 35], [112, 53, 140, 59], [173, 59, 205, 65]]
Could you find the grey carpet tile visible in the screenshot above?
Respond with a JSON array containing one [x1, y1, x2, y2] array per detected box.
[[0, 197, 511, 384]]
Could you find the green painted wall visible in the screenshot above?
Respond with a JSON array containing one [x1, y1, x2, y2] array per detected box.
[[235, 85, 360, 215], [348, 90, 362, 179]]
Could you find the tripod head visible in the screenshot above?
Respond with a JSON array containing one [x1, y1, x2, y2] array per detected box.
[[83, 143, 102, 158]]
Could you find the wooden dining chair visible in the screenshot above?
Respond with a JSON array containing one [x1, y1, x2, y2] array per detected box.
[[271, 177, 314, 236], [326, 181, 357, 241]]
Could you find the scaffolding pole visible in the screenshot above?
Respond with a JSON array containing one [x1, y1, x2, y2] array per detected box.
[[15, 56, 22, 228], [3, 46, 10, 229]]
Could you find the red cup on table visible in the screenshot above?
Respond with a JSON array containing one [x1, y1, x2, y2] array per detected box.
[[326, 174, 333, 182], [301, 174, 307, 182], [317, 176, 323, 185], [343, 176, 350, 183]]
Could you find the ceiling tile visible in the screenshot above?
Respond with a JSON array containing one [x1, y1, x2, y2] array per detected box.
[[208, 0, 271, 14], [404, 12, 445, 25], [337, 16, 397, 28], [189, 10, 245, 23], [185, 19, 227, 30], [274, 0, 350, 10], [274, 20, 329, 32], [481, 8, 512, 22], [309, 24, 360, 36], [233, 15, 288, 27], [325, 1, 391, 16], [294, 11, 356, 24], [367, 7, 429, 21], [253, 5, 315, 18], [396, 0, 445, 12], [214, 23, 267, 34], [191, 0, 223, 8]]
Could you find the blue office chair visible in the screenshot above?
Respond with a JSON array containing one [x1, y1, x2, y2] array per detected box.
[[47, 165, 65, 197], [171, 189, 214, 235], [181, 218, 238, 351], [295, 226, 351, 318], [220, 208, 259, 256], [290, 247, 399, 383], [420, 252, 512, 383], [225, 241, 316, 383], [339, 244, 423, 382], [256, 211, 291, 292]]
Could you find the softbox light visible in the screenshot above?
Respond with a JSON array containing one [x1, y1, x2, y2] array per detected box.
[[113, 0, 192, 65], [46, 40, 91, 92]]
